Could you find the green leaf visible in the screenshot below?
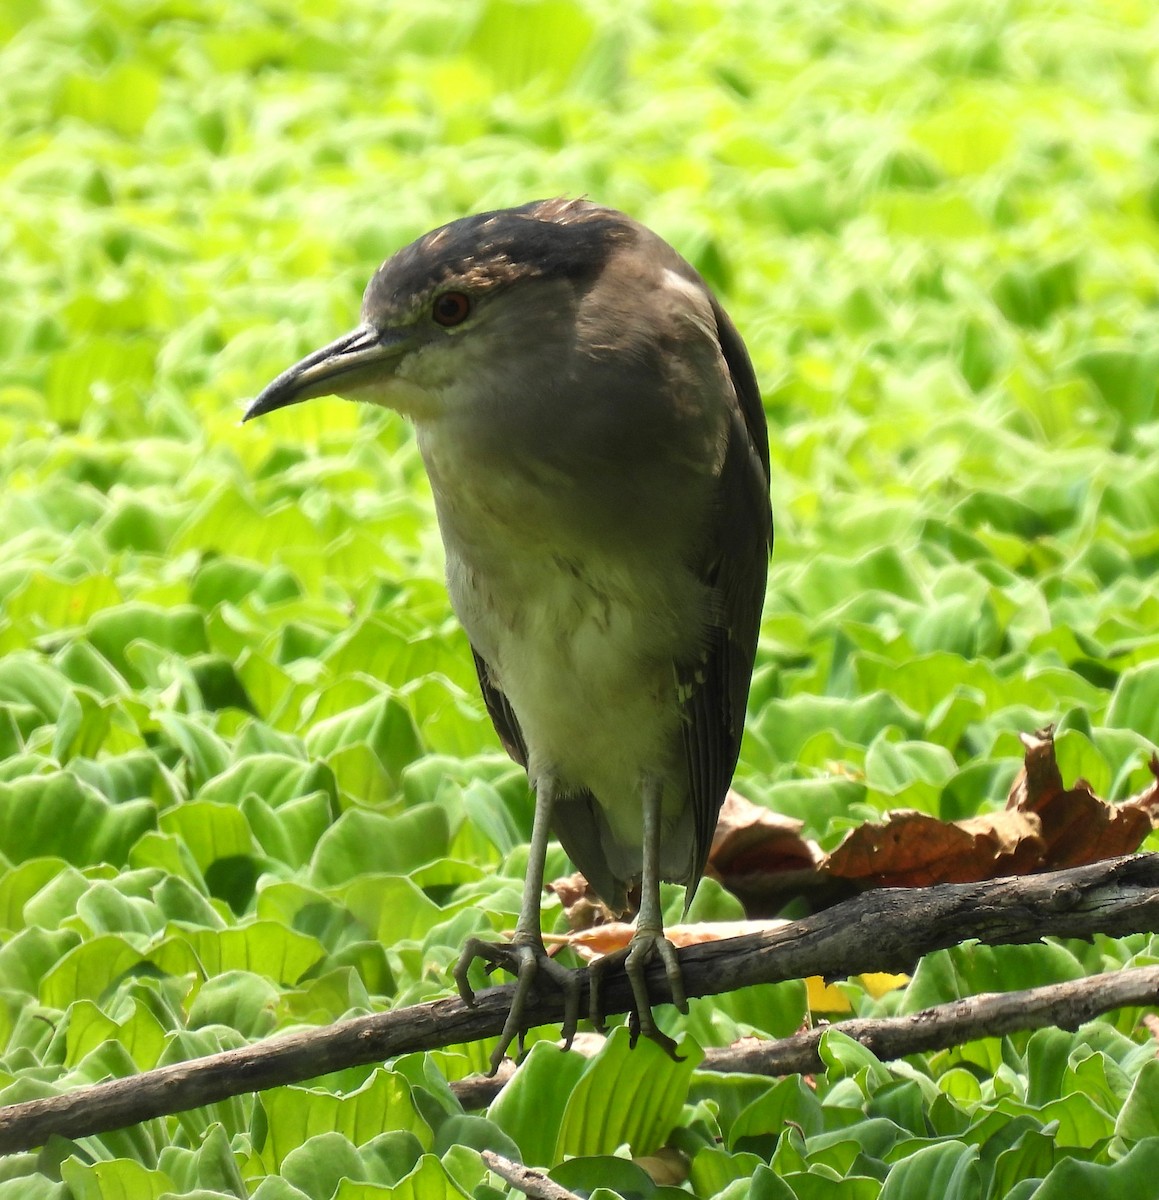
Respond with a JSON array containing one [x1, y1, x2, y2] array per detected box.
[[0, 926, 82, 998], [466, 0, 596, 89], [249, 1181, 311, 1200], [257, 1071, 432, 1172], [199, 754, 337, 811], [310, 805, 450, 886], [487, 1041, 589, 1167], [748, 690, 923, 771], [0, 774, 155, 868], [460, 779, 525, 856], [154, 714, 231, 791], [554, 1028, 704, 1162], [1029, 1138, 1159, 1199], [729, 1076, 824, 1153], [1115, 1058, 1159, 1141], [0, 857, 71, 932], [39, 933, 165, 1007], [187, 970, 282, 1037], [183, 923, 326, 986], [242, 791, 334, 869], [281, 1132, 367, 1198], [864, 737, 957, 795], [74, 878, 166, 937], [333, 1154, 470, 1200], [158, 801, 258, 873], [306, 694, 423, 793], [59, 61, 161, 137], [988, 1128, 1056, 1198], [550, 1158, 657, 1198], [65, 996, 167, 1071], [84, 604, 209, 682], [902, 945, 1085, 1012], [432, 1116, 520, 1162], [58, 1154, 174, 1200], [689, 1146, 767, 1198], [1106, 661, 1159, 748], [879, 1141, 979, 1200], [157, 1121, 248, 1196], [0, 654, 70, 720], [0, 1175, 67, 1199]]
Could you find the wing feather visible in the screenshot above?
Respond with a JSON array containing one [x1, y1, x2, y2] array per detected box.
[[678, 297, 772, 894], [470, 646, 528, 767]]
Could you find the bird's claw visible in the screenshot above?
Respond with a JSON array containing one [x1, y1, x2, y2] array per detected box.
[[627, 1008, 683, 1060], [588, 928, 688, 1061], [455, 936, 583, 1074]]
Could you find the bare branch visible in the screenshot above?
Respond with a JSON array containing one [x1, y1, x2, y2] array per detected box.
[[453, 1059, 516, 1108], [704, 964, 1159, 1076], [1, 853, 1158, 1154], [481, 1151, 582, 1200]]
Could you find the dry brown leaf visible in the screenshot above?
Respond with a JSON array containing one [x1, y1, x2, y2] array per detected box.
[[706, 789, 834, 916], [547, 871, 618, 932], [826, 726, 1159, 888], [826, 808, 1046, 886], [553, 918, 788, 963], [709, 789, 823, 875], [1006, 727, 1154, 867]]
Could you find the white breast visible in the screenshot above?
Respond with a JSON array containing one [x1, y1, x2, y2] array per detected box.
[[449, 538, 702, 814], [417, 421, 709, 848]]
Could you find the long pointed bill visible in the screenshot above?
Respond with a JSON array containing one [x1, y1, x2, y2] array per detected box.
[[242, 324, 411, 422]]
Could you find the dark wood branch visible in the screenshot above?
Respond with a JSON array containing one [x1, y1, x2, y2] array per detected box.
[[2, 853, 1158, 1154], [697, 963, 1159, 1076]]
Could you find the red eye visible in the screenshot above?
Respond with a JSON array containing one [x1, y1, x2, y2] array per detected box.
[[432, 292, 471, 327]]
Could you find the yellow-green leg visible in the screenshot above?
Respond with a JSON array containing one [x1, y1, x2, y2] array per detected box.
[[589, 776, 689, 1057], [455, 774, 582, 1073]]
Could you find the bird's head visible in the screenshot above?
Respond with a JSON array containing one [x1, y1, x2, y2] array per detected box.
[[243, 198, 632, 426]]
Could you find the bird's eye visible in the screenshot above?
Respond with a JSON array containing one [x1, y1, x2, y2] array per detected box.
[[432, 292, 471, 327]]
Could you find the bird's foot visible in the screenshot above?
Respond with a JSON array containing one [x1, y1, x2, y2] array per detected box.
[[454, 935, 583, 1074], [588, 927, 689, 1061]]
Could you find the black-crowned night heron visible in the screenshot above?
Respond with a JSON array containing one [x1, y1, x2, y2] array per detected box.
[[245, 198, 771, 1068]]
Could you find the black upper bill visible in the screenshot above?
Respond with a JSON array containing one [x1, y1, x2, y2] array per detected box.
[[242, 324, 403, 421]]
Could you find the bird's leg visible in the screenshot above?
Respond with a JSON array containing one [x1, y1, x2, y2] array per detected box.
[[589, 775, 689, 1059], [454, 774, 582, 1072]]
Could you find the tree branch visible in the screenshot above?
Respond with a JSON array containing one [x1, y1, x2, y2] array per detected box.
[[2, 853, 1158, 1154], [685, 964, 1159, 1076], [480, 1151, 582, 1200]]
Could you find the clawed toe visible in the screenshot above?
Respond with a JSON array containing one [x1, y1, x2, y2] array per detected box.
[[455, 936, 583, 1072], [626, 1007, 683, 1059], [588, 929, 688, 1061]]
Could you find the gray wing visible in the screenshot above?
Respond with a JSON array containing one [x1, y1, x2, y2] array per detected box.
[[470, 645, 528, 767], [679, 297, 772, 894]]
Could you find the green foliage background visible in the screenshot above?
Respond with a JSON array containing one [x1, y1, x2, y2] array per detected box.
[[3, 0, 1159, 1196]]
